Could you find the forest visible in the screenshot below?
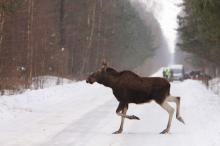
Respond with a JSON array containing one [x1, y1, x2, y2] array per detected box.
[[1, 1, 220, 145], [178, 0, 220, 75], [0, 0, 220, 91], [0, 0, 160, 91]]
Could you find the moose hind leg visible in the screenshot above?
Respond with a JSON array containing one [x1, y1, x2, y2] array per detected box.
[[166, 96, 185, 124], [160, 101, 174, 134]]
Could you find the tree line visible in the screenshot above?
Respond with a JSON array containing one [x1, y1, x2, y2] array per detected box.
[[0, 0, 159, 91], [178, 0, 220, 76]]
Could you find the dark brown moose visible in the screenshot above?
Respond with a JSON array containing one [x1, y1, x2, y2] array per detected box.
[[86, 62, 185, 134]]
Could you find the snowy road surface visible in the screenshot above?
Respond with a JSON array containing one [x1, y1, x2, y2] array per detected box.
[[0, 79, 220, 146]]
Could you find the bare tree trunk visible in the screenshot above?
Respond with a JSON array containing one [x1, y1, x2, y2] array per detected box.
[[81, 0, 97, 74], [59, 0, 65, 80], [59, 0, 65, 49], [0, 9, 5, 53], [95, 0, 103, 67], [27, 0, 34, 88], [0, 6, 5, 86], [0, 8, 4, 93]]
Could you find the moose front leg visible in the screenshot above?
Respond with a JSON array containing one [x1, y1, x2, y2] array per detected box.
[[113, 103, 128, 134], [113, 102, 140, 134], [116, 102, 140, 120]]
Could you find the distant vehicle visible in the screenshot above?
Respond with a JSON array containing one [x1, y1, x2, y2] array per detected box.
[[169, 64, 185, 81], [189, 71, 202, 79], [183, 72, 190, 80], [188, 70, 212, 80]]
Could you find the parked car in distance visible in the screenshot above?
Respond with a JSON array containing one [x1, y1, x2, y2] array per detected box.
[[183, 71, 191, 80], [169, 64, 185, 81]]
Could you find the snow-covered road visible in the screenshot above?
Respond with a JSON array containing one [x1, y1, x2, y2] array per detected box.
[[0, 79, 220, 146]]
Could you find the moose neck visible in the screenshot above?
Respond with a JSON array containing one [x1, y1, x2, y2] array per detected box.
[[98, 72, 119, 88]]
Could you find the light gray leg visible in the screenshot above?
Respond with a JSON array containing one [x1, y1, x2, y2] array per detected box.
[[113, 107, 128, 134], [166, 96, 185, 124], [160, 101, 174, 134]]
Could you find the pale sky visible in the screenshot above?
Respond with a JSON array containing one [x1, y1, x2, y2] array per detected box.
[[138, 0, 183, 54]]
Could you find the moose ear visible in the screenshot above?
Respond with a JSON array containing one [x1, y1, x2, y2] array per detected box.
[[101, 60, 108, 71]]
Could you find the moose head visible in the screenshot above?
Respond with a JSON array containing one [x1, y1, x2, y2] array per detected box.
[[86, 61, 108, 84]]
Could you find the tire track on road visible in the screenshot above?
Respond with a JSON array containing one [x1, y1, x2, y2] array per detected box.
[[38, 99, 116, 146]]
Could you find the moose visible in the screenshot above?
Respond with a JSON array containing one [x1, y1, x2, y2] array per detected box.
[[86, 62, 185, 134]]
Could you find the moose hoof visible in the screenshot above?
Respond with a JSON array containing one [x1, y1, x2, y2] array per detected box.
[[177, 116, 185, 124], [112, 130, 122, 134], [160, 129, 169, 134], [129, 115, 140, 120]]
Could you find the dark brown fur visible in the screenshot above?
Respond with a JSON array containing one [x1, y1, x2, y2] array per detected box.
[[86, 64, 184, 134], [87, 67, 170, 105]]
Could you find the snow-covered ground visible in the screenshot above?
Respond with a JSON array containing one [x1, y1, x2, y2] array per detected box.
[[0, 77, 220, 146]]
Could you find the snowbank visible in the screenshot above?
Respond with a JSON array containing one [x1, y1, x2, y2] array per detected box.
[[1, 76, 73, 96], [209, 78, 220, 95], [31, 75, 73, 89]]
